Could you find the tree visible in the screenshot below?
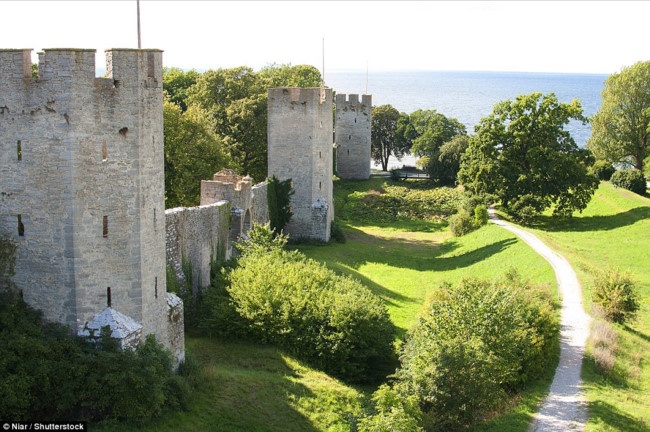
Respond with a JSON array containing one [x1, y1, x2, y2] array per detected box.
[[162, 67, 200, 112], [459, 92, 598, 220], [163, 99, 230, 208], [371, 105, 411, 171], [588, 60, 650, 172]]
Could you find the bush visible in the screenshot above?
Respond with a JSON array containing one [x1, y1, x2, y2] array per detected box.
[[448, 207, 475, 237], [358, 384, 423, 432], [508, 194, 544, 225], [0, 292, 187, 423], [0, 235, 17, 292], [394, 272, 558, 430], [591, 160, 616, 181], [268, 175, 294, 234], [227, 246, 396, 382], [330, 221, 346, 243], [610, 168, 646, 195], [592, 267, 640, 324], [473, 204, 489, 227]]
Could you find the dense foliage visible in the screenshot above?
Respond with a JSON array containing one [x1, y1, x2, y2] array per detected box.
[[588, 60, 650, 172], [267, 175, 294, 234], [459, 92, 599, 222], [592, 267, 640, 324], [206, 224, 396, 382], [610, 168, 647, 195], [336, 181, 464, 224], [0, 292, 189, 423], [0, 235, 16, 292], [591, 160, 616, 181], [371, 104, 412, 171], [408, 110, 467, 185], [163, 99, 231, 208], [362, 272, 558, 431]]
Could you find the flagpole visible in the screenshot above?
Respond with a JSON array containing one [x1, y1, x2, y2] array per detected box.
[[137, 0, 142, 49]]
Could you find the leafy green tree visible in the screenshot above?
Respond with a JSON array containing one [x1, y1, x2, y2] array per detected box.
[[163, 67, 200, 111], [163, 99, 230, 208], [259, 63, 322, 88], [409, 109, 467, 157], [459, 92, 598, 221], [588, 60, 650, 172], [267, 176, 294, 234], [371, 105, 411, 171]]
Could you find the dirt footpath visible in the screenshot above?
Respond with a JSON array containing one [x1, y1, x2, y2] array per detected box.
[[488, 209, 591, 431]]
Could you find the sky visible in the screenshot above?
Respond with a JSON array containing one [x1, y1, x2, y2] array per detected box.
[[2, 1, 649, 75]]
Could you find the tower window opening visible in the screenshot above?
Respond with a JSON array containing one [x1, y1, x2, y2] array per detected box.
[[17, 140, 22, 161], [103, 216, 108, 238], [17, 215, 24, 237], [102, 141, 107, 161], [155, 277, 158, 299], [107, 287, 112, 308]]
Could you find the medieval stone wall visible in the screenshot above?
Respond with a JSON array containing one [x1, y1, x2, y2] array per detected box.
[[267, 87, 333, 242], [335, 94, 372, 180], [0, 48, 181, 364]]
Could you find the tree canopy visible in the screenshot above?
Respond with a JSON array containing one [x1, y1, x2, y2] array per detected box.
[[371, 104, 411, 171], [407, 109, 467, 185], [588, 60, 650, 172], [163, 99, 230, 208], [458, 92, 598, 221]]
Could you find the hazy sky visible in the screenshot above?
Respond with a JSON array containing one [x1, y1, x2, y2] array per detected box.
[[3, 1, 648, 74]]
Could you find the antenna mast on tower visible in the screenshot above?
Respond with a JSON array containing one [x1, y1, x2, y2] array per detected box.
[[137, 0, 142, 49]]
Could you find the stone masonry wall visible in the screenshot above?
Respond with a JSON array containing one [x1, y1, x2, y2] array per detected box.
[[165, 201, 230, 294], [267, 87, 333, 242], [335, 94, 372, 180], [0, 48, 179, 362], [251, 181, 269, 226]]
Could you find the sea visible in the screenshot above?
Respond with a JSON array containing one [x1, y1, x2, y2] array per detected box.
[[326, 70, 608, 169]]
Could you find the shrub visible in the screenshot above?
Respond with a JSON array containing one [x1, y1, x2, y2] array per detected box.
[[508, 194, 544, 225], [268, 175, 294, 234], [358, 384, 423, 432], [473, 204, 489, 227], [0, 235, 17, 292], [395, 272, 558, 430], [330, 221, 346, 243], [227, 247, 396, 382], [610, 168, 646, 195], [0, 292, 187, 423], [591, 160, 615, 181], [592, 267, 640, 324], [448, 207, 474, 236]]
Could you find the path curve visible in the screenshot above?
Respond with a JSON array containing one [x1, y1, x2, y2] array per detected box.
[[488, 208, 591, 431]]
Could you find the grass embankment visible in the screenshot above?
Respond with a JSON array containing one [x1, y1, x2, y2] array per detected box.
[[96, 177, 557, 432], [527, 181, 650, 431]]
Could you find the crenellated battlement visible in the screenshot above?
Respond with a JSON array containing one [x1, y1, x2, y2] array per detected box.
[[335, 93, 372, 107], [0, 48, 162, 89]]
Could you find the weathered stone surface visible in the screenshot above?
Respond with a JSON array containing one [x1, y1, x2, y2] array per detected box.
[[267, 87, 333, 242], [0, 48, 183, 365], [335, 94, 372, 180]]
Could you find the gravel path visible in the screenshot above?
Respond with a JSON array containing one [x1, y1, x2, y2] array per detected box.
[[488, 208, 591, 431]]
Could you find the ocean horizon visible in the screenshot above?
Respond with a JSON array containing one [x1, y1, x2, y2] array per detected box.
[[326, 69, 607, 169]]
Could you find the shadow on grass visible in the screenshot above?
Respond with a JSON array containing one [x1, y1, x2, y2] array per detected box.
[[341, 225, 517, 273], [529, 206, 650, 232], [588, 400, 648, 432], [623, 324, 650, 344]]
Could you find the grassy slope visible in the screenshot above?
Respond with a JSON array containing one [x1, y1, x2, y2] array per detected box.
[[95, 178, 560, 432], [527, 182, 650, 431]]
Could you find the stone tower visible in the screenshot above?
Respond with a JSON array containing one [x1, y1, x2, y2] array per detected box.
[[0, 48, 183, 363], [267, 87, 333, 242], [335, 94, 372, 180]]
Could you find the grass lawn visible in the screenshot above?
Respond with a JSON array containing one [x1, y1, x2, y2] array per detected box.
[[526, 182, 650, 431]]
